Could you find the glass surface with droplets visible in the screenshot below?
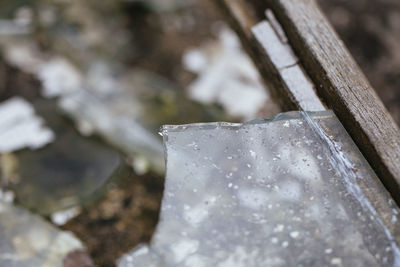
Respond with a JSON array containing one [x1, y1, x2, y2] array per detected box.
[[119, 111, 400, 267]]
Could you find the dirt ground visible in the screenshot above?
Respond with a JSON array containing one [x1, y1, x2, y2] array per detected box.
[[63, 167, 164, 267], [1, 0, 399, 266]]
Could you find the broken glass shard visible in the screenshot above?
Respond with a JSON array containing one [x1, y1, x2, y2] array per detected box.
[[0, 200, 87, 267], [120, 110, 400, 267], [58, 65, 168, 174], [183, 26, 276, 120], [0, 97, 54, 153], [59, 64, 228, 174], [1, 99, 121, 216]]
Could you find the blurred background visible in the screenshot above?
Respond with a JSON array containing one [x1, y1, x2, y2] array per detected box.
[[0, 0, 398, 266]]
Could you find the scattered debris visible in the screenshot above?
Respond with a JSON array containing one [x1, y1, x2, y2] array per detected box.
[[58, 64, 167, 174], [3, 114, 121, 216], [0, 19, 31, 35], [0, 189, 14, 203], [0, 97, 54, 153], [0, 200, 88, 267], [183, 26, 272, 120], [0, 6, 33, 35], [1, 42, 45, 75], [51, 207, 82, 226], [38, 58, 82, 98]]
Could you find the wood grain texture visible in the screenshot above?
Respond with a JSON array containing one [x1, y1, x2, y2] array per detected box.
[[216, 0, 400, 203], [252, 20, 325, 111]]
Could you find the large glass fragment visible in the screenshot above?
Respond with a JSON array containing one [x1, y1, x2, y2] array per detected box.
[[0, 200, 87, 267], [119, 111, 400, 267]]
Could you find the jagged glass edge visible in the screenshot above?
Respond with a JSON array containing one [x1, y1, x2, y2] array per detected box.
[[158, 109, 400, 265], [158, 111, 333, 190], [160, 110, 333, 134]]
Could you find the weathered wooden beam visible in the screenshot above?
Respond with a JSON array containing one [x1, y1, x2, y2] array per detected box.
[[215, 0, 325, 111], [216, 0, 400, 204], [251, 13, 325, 111]]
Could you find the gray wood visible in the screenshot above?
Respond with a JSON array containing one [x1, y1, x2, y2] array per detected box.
[[216, 0, 324, 112], [252, 20, 325, 111], [216, 0, 400, 204]]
